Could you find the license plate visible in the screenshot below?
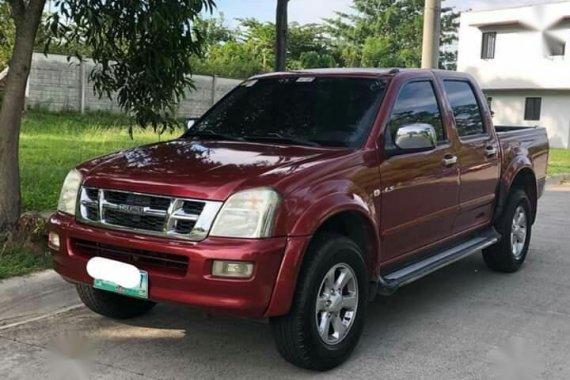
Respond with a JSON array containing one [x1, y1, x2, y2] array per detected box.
[[94, 271, 149, 299]]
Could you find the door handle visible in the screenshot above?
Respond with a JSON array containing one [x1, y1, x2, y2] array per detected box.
[[442, 155, 458, 167], [485, 146, 498, 157]]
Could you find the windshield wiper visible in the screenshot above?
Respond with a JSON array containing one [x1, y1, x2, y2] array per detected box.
[[244, 133, 321, 147], [185, 131, 244, 142]]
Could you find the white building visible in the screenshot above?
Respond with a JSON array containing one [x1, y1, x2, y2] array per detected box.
[[457, 1, 570, 148]]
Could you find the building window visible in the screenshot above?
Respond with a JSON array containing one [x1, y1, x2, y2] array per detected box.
[[481, 32, 497, 59], [524, 97, 542, 121]]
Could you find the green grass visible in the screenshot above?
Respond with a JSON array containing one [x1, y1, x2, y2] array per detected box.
[[0, 249, 52, 280], [20, 110, 181, 212], [549, 148, 570, 175]]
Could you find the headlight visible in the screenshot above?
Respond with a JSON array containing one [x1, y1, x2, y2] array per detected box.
[[210, 188, 281, 238], [57, 169, 83, 215]]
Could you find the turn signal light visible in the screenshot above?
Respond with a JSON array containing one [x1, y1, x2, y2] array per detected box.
[[48, 232, 60, 250]]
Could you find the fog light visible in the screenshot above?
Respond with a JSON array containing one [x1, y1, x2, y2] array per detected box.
[[212, 260, 253, 279], [48, 232, 60, 250]]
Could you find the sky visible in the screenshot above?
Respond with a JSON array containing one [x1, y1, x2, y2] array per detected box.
[[213, 0, 558, 24]]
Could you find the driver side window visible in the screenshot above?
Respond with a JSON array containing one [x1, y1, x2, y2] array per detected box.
[[387, 81, 446, 146]]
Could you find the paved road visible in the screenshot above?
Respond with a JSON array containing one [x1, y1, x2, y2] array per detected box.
[[1, 185, 569, 380]]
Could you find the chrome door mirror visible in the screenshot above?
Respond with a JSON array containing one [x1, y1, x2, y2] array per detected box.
[[185, 117, 199, 131], [393, 123, 437, 153]]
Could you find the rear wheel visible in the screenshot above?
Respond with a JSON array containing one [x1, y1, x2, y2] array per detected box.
[[76, 284, 156, 319], [270, 234, 368, 371], [483, 190, 532, 273]]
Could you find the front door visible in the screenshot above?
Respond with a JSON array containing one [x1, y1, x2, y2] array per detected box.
[[379, 80, 460, 263]]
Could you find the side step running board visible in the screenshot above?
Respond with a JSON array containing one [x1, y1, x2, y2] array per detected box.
[[378, 228, 500, 293]]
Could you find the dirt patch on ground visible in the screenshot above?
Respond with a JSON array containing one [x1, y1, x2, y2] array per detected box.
[[1, 213, 48, 256]]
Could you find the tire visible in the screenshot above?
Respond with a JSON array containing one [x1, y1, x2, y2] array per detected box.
[[76, 284, 156, 319], [483, 189, 532, 273], [270, 234, 369, 371]]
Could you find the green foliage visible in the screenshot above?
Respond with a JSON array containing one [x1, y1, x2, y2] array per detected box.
[[192, 18, 340, 78], [326, 0, 460, 69], [0, 1, 15, 71], [0, 248, 52, 280], [43, 0, 216, 132], [20, 110, 176, 212], [298, 51, 336, 69], [195, 13, 235, 47]]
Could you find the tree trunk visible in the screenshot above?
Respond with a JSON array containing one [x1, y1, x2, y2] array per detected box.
[[275, 0, 288, 72], [0, 0, 46, 232]]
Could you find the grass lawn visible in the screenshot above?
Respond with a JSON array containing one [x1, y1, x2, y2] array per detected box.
[[0, 249, 52, 280], [20, 110, 181, 212], [549, 148, 570, 175]]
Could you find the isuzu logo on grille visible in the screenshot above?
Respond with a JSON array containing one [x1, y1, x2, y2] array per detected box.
[[118, 204, 146, 214]]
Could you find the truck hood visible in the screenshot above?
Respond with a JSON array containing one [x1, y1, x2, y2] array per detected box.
[[80, 139, 348, 200]]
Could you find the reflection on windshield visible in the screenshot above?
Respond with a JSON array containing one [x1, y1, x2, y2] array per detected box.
[[185, 76, 387, 148]]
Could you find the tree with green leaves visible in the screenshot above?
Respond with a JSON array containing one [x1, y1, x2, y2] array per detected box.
[[326, 0, 459, 69], [0, 2, 15, 72], [193, 18, 338, 78], [0, 0, 216, 232]]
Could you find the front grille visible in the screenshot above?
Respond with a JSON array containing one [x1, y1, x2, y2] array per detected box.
[[77, 187, 221, 240], [105, 191, 172, 211], [72, 239, 188, 276], [105, 209, 165, 232]]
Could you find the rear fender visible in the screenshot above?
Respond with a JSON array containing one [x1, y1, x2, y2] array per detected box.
[[495, 155, 537, 223]]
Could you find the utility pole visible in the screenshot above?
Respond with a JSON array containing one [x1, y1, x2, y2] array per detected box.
[[421, 0, 442, 69], [275, 0, 289, 72]]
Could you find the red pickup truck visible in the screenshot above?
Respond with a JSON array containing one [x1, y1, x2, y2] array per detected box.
[[48, 68, 549, 370]]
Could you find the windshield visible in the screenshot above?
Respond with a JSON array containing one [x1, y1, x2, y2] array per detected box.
[[184, 76, 388, 148]]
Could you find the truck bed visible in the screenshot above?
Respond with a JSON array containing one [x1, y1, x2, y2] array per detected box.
[[496, 125, 549, 191]]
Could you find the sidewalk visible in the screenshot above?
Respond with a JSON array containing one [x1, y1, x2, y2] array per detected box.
[[0, 270, 80, 329]]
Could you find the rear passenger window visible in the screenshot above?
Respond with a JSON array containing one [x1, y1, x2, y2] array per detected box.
[[444, 81, 486, 137], [388, 81, 446, 143]]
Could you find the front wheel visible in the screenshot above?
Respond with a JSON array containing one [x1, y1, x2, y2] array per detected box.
[[270, 234, 368, 371], [76, 284, 156, 319], [483, 189, 532, 273]]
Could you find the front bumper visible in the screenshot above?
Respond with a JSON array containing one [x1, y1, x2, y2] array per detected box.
[[49, 212, 309, 317]]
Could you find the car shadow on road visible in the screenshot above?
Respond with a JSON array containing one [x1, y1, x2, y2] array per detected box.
[[101, 253, 510, 377]]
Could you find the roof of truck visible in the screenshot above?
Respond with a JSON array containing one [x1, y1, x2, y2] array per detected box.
[[250, 68, 454, 80]]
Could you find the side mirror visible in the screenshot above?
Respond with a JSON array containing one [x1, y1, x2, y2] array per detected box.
[[393, 123, 437, 153], [185, 117, 199, 131]]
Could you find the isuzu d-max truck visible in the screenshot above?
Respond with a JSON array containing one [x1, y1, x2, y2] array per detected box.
[[48, 69, 549, 370]]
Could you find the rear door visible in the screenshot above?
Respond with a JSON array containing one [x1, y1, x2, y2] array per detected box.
[[379, 78, 460, 263], [441, 79, 500, 234]]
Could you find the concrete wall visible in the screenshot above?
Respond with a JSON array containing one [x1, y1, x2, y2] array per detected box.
[[488, 91, 570, 149], [26, 53, 242, 117]]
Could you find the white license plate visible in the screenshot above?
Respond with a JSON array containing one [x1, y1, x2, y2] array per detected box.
[[87, 257, 149, 299]]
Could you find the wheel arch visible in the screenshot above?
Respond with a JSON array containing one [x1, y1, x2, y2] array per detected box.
[[265, 201, 380, 317], [497, 167, 538, 224], [308, 210, 380, 279]]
